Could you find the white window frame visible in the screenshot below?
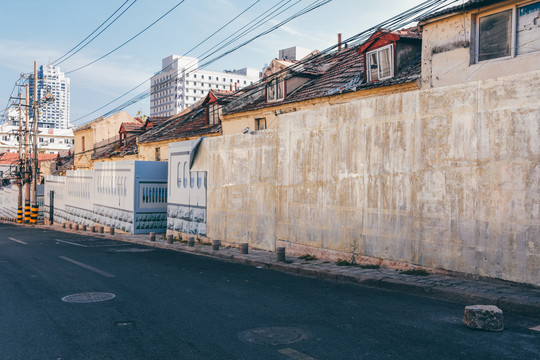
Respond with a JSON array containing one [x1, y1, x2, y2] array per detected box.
[[266, 78, 285, 102], [366, 44, 394, 82], [475, 1, 540, 63]]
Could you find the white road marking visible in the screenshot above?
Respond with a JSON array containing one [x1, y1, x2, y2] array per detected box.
[[86, 243, 132, 248], [530, 325, 540, 332], [278, 348, 318, 360], [55, 239, 88, 247], [59, 256, 115, 278], [8, 237, 27, 245]]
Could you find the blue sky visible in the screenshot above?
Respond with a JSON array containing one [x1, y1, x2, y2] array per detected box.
[[0, 0, 436, 126]]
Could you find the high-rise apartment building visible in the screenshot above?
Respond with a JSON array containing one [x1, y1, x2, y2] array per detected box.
[[28, 65, 71, 129], [150, 55, 260, 117]]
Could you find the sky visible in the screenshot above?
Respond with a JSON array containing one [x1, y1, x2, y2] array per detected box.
[[0, 0, 445, 127]]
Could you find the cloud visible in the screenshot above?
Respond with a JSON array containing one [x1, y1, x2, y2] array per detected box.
[[0, 38, 152, 95]]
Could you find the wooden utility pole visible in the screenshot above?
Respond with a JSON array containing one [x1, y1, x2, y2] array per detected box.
[[31, 61, 39, 224], [17, 91, 23, 223], [24, 84, 30, 223]]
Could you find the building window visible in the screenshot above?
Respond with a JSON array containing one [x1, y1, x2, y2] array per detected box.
[[208, 103, 221, 125], [266, 78, 285, 102], [155, 147, 161, 161], [256, 118, 266, 131], [476, 2, 540, 62], [366, 44, 394, 82], [183, 162, 187, 188], [177, 162, 182, 188]]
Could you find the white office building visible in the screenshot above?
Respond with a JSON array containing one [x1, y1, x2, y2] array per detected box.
[[150, 55, 260, 117], [33, 65, 70, 129]]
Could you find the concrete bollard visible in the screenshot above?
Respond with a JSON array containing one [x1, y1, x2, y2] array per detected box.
[[99, 226, 104, 234], [212, 240, 221, 251], [188, 236, 195, 247], [149, 232, 156, 242], [276, 247, 286, 262], [109, 227, 115, 235], [241, 243, 249, 254], [167, 235, 174, 244]]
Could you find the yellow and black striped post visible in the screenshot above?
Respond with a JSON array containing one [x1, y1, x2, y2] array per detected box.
[[30, 204, 38, 224], [17, 207, 23, 223], [24, 202, 31, 224]]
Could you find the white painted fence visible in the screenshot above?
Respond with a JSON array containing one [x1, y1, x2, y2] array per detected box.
[[44, 160, 168, 234], [168, 140, 207, 237]]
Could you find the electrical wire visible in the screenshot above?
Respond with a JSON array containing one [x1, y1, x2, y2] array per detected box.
[[70, 0, 279, 123], [51, 0, 137, 66], [73, 0, 329, 123], [73, 0, 458, 125], [65, 0, 189, 74]]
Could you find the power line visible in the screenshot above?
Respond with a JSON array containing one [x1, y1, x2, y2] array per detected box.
[[52, 0, 138, 67], [73, 0, 328, 123], [74, 0, 457, 125], [65, 0, 189, 75], [70, 0, 278, 124]]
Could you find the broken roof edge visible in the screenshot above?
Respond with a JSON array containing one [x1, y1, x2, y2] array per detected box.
[[417, 0, 506, 24]]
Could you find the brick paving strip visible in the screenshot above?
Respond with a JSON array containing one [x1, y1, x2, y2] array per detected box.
[[33, 223, 540, 317]]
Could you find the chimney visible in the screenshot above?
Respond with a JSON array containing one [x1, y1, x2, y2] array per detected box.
[[230, 84, 233, 91], [338, 33, 342, 51], [235, 82, 238, 91]]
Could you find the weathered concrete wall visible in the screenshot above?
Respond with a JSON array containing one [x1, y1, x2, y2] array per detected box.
[[193, 130, 278, 250], [197, 70, 540, 286], [421, 11, 540, 88]]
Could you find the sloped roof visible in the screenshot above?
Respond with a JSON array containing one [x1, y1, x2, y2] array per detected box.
[[75, 110, 135, 132], [226, 31, 422, 115], [0, 152, 58, 165], [138, 91, 225, 144], [120, 122, 145, 133], [417, 0, 504, 23], [138, 107, 221, 144]]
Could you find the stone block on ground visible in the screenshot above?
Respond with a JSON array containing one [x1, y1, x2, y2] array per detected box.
[[464, 305, 503, 331]]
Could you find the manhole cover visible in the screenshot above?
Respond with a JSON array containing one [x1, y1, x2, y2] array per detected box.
[[61, 292, 116, 303], [238, 327, 309, 346]]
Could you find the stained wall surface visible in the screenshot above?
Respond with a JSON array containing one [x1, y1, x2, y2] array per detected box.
[[197, 70, 540, 286]]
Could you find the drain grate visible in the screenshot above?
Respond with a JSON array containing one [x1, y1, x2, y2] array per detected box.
[[61, 292, 116, 303], [239, 327, 309, 346]]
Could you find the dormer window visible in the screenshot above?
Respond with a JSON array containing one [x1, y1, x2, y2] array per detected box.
[[366, 44, 394, 82], [266, 78, 285, 102], [207, 103, 221, 125]]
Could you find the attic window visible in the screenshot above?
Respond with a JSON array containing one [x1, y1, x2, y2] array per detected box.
[[207, 103, 221, 125], [266, 78, 285, 102], [366, 44, 394, 82]]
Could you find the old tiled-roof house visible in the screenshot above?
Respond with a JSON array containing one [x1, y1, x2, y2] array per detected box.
[[73, 110, 137, 169], [190, 0, 540, 287], [137, 89, 231, 161]]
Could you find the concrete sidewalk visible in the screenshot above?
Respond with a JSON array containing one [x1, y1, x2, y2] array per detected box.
[[41, 223, 540, 317]]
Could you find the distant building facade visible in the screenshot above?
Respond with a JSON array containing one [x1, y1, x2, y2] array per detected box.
[[28, 65, 71, 130], [0, 123, 73, 154], [150, 55, 260, 117]]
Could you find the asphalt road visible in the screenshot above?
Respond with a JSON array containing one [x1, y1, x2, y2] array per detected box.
[[0, 224, 539, 360]]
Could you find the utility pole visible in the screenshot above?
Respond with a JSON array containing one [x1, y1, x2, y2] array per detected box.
[[17, 90, 23, 223], [31, 61, 39, 224], [24, 84, 30, 224]]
